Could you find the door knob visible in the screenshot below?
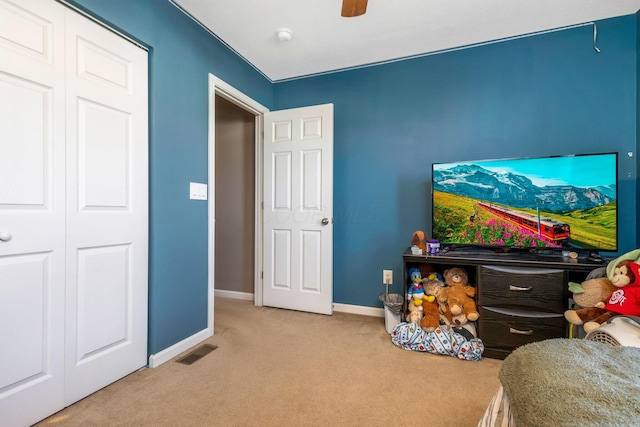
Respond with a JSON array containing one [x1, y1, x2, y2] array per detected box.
[[321, 218, 330, 225], [0, 231, 12, 242]]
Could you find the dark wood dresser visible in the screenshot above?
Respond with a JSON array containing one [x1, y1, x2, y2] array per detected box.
[[402, 249, 605, 359]]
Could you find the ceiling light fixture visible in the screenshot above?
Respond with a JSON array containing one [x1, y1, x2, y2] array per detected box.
[[276, 27, 292, 42]]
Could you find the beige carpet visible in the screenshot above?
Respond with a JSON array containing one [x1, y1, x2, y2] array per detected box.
[[37, 297, 502, 427]]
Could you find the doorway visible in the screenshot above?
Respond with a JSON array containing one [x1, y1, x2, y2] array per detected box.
[[207, 75, 334, 326], [214, 96, 256, 298], [207, 74, 269, 333]]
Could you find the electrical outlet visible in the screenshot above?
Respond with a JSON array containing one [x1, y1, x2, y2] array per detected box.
[[383, 269, 393, 285]]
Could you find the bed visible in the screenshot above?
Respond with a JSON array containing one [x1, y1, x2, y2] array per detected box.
[[477, 338, 640, 427]]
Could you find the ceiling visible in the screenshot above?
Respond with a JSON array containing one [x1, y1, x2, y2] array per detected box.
[[171, 0, 640, 82]]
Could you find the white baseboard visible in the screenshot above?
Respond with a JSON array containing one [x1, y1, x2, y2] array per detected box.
[[333, 303, 384, 318], [215, 290, 385, 317], [147, 328, 210, 368], [215, 289, 254, 300], [214, 290, 384, 317]]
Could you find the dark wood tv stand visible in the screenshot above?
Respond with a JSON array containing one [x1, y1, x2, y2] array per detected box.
[[402, 248, 607, 359]]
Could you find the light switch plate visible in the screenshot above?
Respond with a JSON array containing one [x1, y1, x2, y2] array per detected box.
[[190, 182, 208, 200]]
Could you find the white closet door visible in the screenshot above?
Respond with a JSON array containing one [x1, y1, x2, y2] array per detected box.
[[0, 0, 66, 426], [0, 0, 149, 424], [63, 9, 148, 405]]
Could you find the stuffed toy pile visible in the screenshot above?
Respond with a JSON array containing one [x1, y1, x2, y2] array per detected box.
[[565, 248, 640, 333], [565, 258, 640, 332], [399, 266, 483, 356]]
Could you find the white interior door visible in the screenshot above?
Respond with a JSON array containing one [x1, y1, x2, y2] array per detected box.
[[263, 104, 333, 315], [0, 1, 66, 425], [63, 9, 148, 406], [0, 1, 148, 424]]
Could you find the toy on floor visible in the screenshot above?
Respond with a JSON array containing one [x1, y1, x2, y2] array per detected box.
[[390, 322, 484, 361], [564, 260, 640, 333]]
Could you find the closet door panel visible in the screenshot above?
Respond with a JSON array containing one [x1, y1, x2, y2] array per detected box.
[[77, 99, 129, 208], [0, 253, 53, 382], [75, 245, 129, 357], [0, 75, 50, 206], [0, 0, 55, 66], [64, 7, 148, 406], [0, 1, 66, 426]]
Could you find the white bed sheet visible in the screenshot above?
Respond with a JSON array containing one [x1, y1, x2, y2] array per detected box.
[[477, 385, 514, 427]]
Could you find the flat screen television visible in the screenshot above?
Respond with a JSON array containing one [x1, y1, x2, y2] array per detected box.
[[431, 152, 618, 252]]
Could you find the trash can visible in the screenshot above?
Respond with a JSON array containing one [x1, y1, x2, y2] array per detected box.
[[379, 293, 404, 334]]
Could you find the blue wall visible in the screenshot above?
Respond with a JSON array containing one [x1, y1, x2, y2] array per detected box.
[[70, 0, 273, 354], [273, 16, 638, 308], [71, 0, 638, 356]]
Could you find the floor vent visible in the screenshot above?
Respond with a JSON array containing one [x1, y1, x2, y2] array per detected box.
[[176, 344, 218, 365]]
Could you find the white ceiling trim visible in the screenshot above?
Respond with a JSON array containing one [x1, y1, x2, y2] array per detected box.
[[274, 21, 599, 83], [171, 0, 640, 82]]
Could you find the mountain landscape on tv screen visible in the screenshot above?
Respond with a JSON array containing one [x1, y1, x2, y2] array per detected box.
[[433, 164, 615, 213]]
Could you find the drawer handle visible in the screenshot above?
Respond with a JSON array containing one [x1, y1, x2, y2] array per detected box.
[[509, 285, 532, 291], [509, 327, 533, 336]]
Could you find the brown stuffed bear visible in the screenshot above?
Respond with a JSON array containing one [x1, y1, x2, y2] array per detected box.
[[443, 267, 469, 287], [420, 281, 444, 331], [440, 267, 479, 324], [438, 286, 478, 325], [564, 260, 640, 333]]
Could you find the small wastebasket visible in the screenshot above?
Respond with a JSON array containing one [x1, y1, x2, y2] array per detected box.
[[379, 293, 404, 334]]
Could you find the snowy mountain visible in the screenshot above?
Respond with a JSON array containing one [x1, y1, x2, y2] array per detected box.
[[433, 164, 614, 213]]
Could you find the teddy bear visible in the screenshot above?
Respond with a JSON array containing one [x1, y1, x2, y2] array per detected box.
[[443, 267, 470, 287], [419, 281, 444, 331], [439, 267, 479, 324], [564, 260, 640, 333], [438, 285, 478, 325]]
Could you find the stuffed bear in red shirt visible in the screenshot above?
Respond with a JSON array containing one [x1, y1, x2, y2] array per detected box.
[[564, 260, 640, 333]]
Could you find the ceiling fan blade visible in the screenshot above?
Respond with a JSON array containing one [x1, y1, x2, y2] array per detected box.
[[341, 0, 368, 17]]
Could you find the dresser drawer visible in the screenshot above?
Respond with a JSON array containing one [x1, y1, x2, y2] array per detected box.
[[478, 265, 566, 312], [478, 307, 566, 350]]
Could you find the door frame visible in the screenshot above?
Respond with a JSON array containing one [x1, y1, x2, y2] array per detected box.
[[207, 74, 268, 333]]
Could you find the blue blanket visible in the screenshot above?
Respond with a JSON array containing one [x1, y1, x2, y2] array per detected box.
[[391, 322, 484, 361]]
